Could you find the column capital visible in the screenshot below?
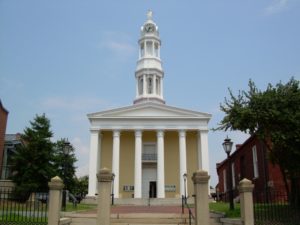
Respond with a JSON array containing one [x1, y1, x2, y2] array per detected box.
[[178, 130, 186, 137], [135, 130, 142, 137], [113, 130, 120, 137], [157, 130, 164, 137], [90, 129, 100, 135], [198, 129, 209, 135]]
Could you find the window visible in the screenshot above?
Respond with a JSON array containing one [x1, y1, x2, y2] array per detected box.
[[252, 145, 259, 178], [240, 156, 245, 180], [140, 43, 145, 57], [223, 169, 227, 192], [148, 77, 153, 94], [231, 162, 236, 188], [139, 78, 143, 95], [154, 42, 159, 57], [146, 41, 153, 55]]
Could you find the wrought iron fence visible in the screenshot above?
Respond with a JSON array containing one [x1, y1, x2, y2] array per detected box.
[[0, 187, 48, 225], [254, 190, 300, 225], [142, 153, 157, 161]]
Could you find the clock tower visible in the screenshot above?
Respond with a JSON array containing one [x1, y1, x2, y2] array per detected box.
[[134, 11, 165, 104]]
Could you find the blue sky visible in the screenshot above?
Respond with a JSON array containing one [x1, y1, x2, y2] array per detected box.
[[1, 0, 299, 186]]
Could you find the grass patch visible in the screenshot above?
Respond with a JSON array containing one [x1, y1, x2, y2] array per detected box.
[[65, 202, 97, 212], [0, 213, 47, 222], [209, 202, 240, 218]]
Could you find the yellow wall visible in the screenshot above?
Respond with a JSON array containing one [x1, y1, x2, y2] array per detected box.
[[100, 130, 198, 198], [119, 132, 135, 198]]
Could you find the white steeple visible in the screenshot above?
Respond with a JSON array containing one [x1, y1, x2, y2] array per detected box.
[[134, 10, 165, 104]]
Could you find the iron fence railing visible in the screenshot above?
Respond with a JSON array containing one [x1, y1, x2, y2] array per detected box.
[[254, 190, 300, 225], [142, 153, 157, 161], [0, 187, 48, 225]]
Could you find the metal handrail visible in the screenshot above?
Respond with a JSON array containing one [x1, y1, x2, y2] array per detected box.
[[181, 195, 195, 225], [142, 153, 157, 161]]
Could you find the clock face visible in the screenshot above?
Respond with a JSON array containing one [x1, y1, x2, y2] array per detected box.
[[144, 24, 154, 33]]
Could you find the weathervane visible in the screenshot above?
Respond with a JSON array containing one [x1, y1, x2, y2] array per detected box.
[[147, 10, 153, 20]]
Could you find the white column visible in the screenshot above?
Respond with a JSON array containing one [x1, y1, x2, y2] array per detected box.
[[179, 130, 187, 197], [153, 74, 157, 96], [161, 79, 164, 99], [112, 130, 120, 198], [157, 130, 165, 198], [143, 74, 147, 96], [134, 130, 142, 198], [199, 130, 209, 173], [88, 130, 99, 196], [135, 78, 139, 98]]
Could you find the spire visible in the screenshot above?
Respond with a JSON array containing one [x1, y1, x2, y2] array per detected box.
[[133, 11, 165, 105]]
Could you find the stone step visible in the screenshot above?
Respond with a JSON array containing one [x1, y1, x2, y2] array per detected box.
[[67, 211, 224, 225]]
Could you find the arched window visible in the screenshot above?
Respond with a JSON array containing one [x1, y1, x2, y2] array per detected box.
[[146, 41, 153, 55], [154, 43, 159, 57], [140, 43, 145, 57], [148, 77, 153, 94], [139, 78, 143, 95]]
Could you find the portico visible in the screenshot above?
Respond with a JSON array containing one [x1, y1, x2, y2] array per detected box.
[[87, 102, 211, 198], [87, 11, 211, 199]]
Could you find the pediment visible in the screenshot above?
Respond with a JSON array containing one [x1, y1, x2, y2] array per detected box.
[[88, 102, 211, 119]]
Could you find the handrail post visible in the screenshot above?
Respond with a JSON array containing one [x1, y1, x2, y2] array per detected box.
[[192, 170, 210, 225], [181, 195, 184, 214], [97, 168, 114, 225], [239, 178, 254, 225], [48, 176, 64, 225]]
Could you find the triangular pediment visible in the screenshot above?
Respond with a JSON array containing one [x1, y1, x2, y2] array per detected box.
[[88, 102, 211, 119]]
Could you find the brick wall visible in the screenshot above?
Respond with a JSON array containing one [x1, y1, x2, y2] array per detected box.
[[0, 100, 9, 172], [216, 135, 286, 196]]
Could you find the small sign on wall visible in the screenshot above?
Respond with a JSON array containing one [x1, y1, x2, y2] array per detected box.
[[123, 185, 134, 192], [165, 185, 176, 192]]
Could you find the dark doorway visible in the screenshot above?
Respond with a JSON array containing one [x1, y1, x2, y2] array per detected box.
[[149, 181, 157, 198]]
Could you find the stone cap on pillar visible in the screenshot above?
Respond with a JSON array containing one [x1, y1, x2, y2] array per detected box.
[[238, 178, 254, 193], [48, 176, 64, 190], [192, 170, 210, 184], [97, 168, 114, 182]]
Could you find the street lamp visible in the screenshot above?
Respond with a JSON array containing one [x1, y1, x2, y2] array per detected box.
[[62, 140, 71, 211], [183, 173, 187, 204], [222, 136, 234, 210], [111, 173, 115, 205]]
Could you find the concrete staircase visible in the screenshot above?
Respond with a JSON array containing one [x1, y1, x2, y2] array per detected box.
[[66, 212, 223, 225]]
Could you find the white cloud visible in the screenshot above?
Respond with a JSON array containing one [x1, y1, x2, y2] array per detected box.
[[72, 136, 90, 177], [98, 31, 136, 56], [41, 96, 108, 112], [76, 164, 89, 177], [265, 0, 289, 15]]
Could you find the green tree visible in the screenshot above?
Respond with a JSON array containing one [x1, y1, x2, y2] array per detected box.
[[11, 114, 55, 199], [53, 139, 77, 193], [73, 175, 88, 201], [216, 78, 300, 206]]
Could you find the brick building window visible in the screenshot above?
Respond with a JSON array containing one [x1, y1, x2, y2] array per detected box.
[[223, 169, 227, 192], [252, 145, 259, 178], [231, 162, 236, 188]]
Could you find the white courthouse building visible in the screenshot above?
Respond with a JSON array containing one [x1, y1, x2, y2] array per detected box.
[[87, 11, 211, 199]]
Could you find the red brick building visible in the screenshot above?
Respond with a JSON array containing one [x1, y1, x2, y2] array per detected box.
[[0, 100, 9, 176], [216, 135, 286, 198]]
